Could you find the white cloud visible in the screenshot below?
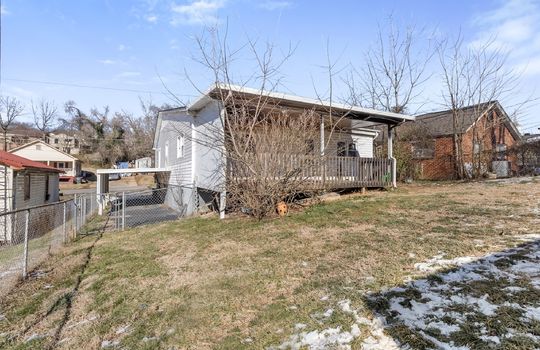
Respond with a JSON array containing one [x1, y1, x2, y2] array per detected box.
[[170, 0, 225, 26], [117, 44, 127, 51], [259, 1, 291, 11], [169, 39, 180, 50], [98, 59, 117, 65], [1, 5, 10, 15], [146, 14, 158, 23], [116, 71, 141, 78], [470, 0, 540, 75]]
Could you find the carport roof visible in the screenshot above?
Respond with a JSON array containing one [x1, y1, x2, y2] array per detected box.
[[96, 168, 170, 175]]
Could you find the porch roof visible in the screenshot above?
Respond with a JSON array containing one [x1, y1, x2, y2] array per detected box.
[[188, 83, 414, 125]]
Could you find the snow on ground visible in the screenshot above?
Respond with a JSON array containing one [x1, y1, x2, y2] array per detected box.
[[270, 299, 401, 350], [368, 240, 540, 349], [272, 238, 540, 349]]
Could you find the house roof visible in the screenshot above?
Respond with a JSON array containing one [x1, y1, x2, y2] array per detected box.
[[414, 101, 521, 140], [9, 140, 80, 161], [0, 150, 63, 173], [188, 83, 415, 125]]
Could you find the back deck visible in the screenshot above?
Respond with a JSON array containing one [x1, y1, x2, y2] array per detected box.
[[227, 154, 394, 190]]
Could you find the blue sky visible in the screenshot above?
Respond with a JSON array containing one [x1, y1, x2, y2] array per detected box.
[[1, 0, 539, 133]]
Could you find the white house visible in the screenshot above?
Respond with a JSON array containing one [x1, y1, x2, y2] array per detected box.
[[151, 84, 414, 217], [9, 140, 81, 180], [46, 132, 83, 155]]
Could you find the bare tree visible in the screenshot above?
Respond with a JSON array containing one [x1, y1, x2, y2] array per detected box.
[[437, 35, 526, 179], [170, 26, 330, 218], [350, 17, 434, 114], [32, 99, 58, 140], [0, 96, 25, 151], [0, 96, 24, 220]]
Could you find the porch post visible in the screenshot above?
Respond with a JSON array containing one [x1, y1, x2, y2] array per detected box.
[[388, 125, 397, 188], [320, 114, 325, 156], [320, 114, 326, 187], [97, 174, 105, 215]]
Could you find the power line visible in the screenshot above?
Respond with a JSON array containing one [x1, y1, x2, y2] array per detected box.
[[3, 77, 197, 97]]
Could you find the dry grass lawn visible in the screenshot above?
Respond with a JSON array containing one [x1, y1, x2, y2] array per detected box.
[[0, 177, 539, 349]]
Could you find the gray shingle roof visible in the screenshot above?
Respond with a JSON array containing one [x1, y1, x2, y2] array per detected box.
[[414, 102, 496, 137]]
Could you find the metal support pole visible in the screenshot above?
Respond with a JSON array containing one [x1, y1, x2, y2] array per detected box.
[[219, 191, 226, 220], [22, 210, 29, 278], [74, 194, 78, 235], [63, 201, 67, 243], [122, 192, 126, 231]]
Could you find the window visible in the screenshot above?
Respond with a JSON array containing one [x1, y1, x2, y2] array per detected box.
[[24, 174, 31, 200], [177, 134, 185, 158], [411, 141, 435, 159], [57, 162, 65, 169], [347, 143, 358, 157], [44, 175, 50, 201], [54, 138, 59, 144]]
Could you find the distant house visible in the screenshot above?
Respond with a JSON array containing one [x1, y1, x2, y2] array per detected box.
[[9, 140, 81, 180], [0, 150, 62, 212], [410, 101, 521, 180], [0, 124, 43, 151], [46, 132, 83, 155]]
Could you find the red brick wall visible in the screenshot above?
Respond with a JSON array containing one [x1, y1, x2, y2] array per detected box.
[[416, 110, 519, 180]]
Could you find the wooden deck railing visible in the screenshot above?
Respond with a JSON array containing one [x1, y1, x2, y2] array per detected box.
[[227, 154, 393, 189]]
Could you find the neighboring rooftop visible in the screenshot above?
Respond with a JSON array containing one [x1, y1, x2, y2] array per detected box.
[[0, 150, 63, 173], [414, 101, 521, 140]]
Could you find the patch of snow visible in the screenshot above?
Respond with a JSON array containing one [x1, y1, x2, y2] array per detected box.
[[319, 295, 329, 301], [26, 333, 45, 343], [115, 325, 130, 335], [414, 254, 476, 273], [101, 340, 119, 348], [525, 307, 540, 322], [142, 336, 159, 342]]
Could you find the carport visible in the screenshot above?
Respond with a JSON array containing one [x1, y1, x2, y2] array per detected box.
[[96, 167, 170, 215]]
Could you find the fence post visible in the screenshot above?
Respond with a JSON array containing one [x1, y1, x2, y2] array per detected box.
[[63, 201, 67, 243], [74, 194, 78, 235], [22, 209, 29, 279], [122, 192, 126, 231]]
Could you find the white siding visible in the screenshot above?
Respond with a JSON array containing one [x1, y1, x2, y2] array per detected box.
[[156, 110, 193, 186], [0, 166, 14, 212], [193, 101, 225, 191], [351, 134, 374, 157]]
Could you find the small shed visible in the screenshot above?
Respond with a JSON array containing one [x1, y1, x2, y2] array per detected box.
[[0, 150, 63, 212]]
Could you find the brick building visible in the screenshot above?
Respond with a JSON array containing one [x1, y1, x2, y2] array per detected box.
[[410, 101, 521, 180]]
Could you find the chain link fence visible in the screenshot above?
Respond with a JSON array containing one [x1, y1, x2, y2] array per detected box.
[[111, 186, 191, 230], [0, 193, 98, 297]]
